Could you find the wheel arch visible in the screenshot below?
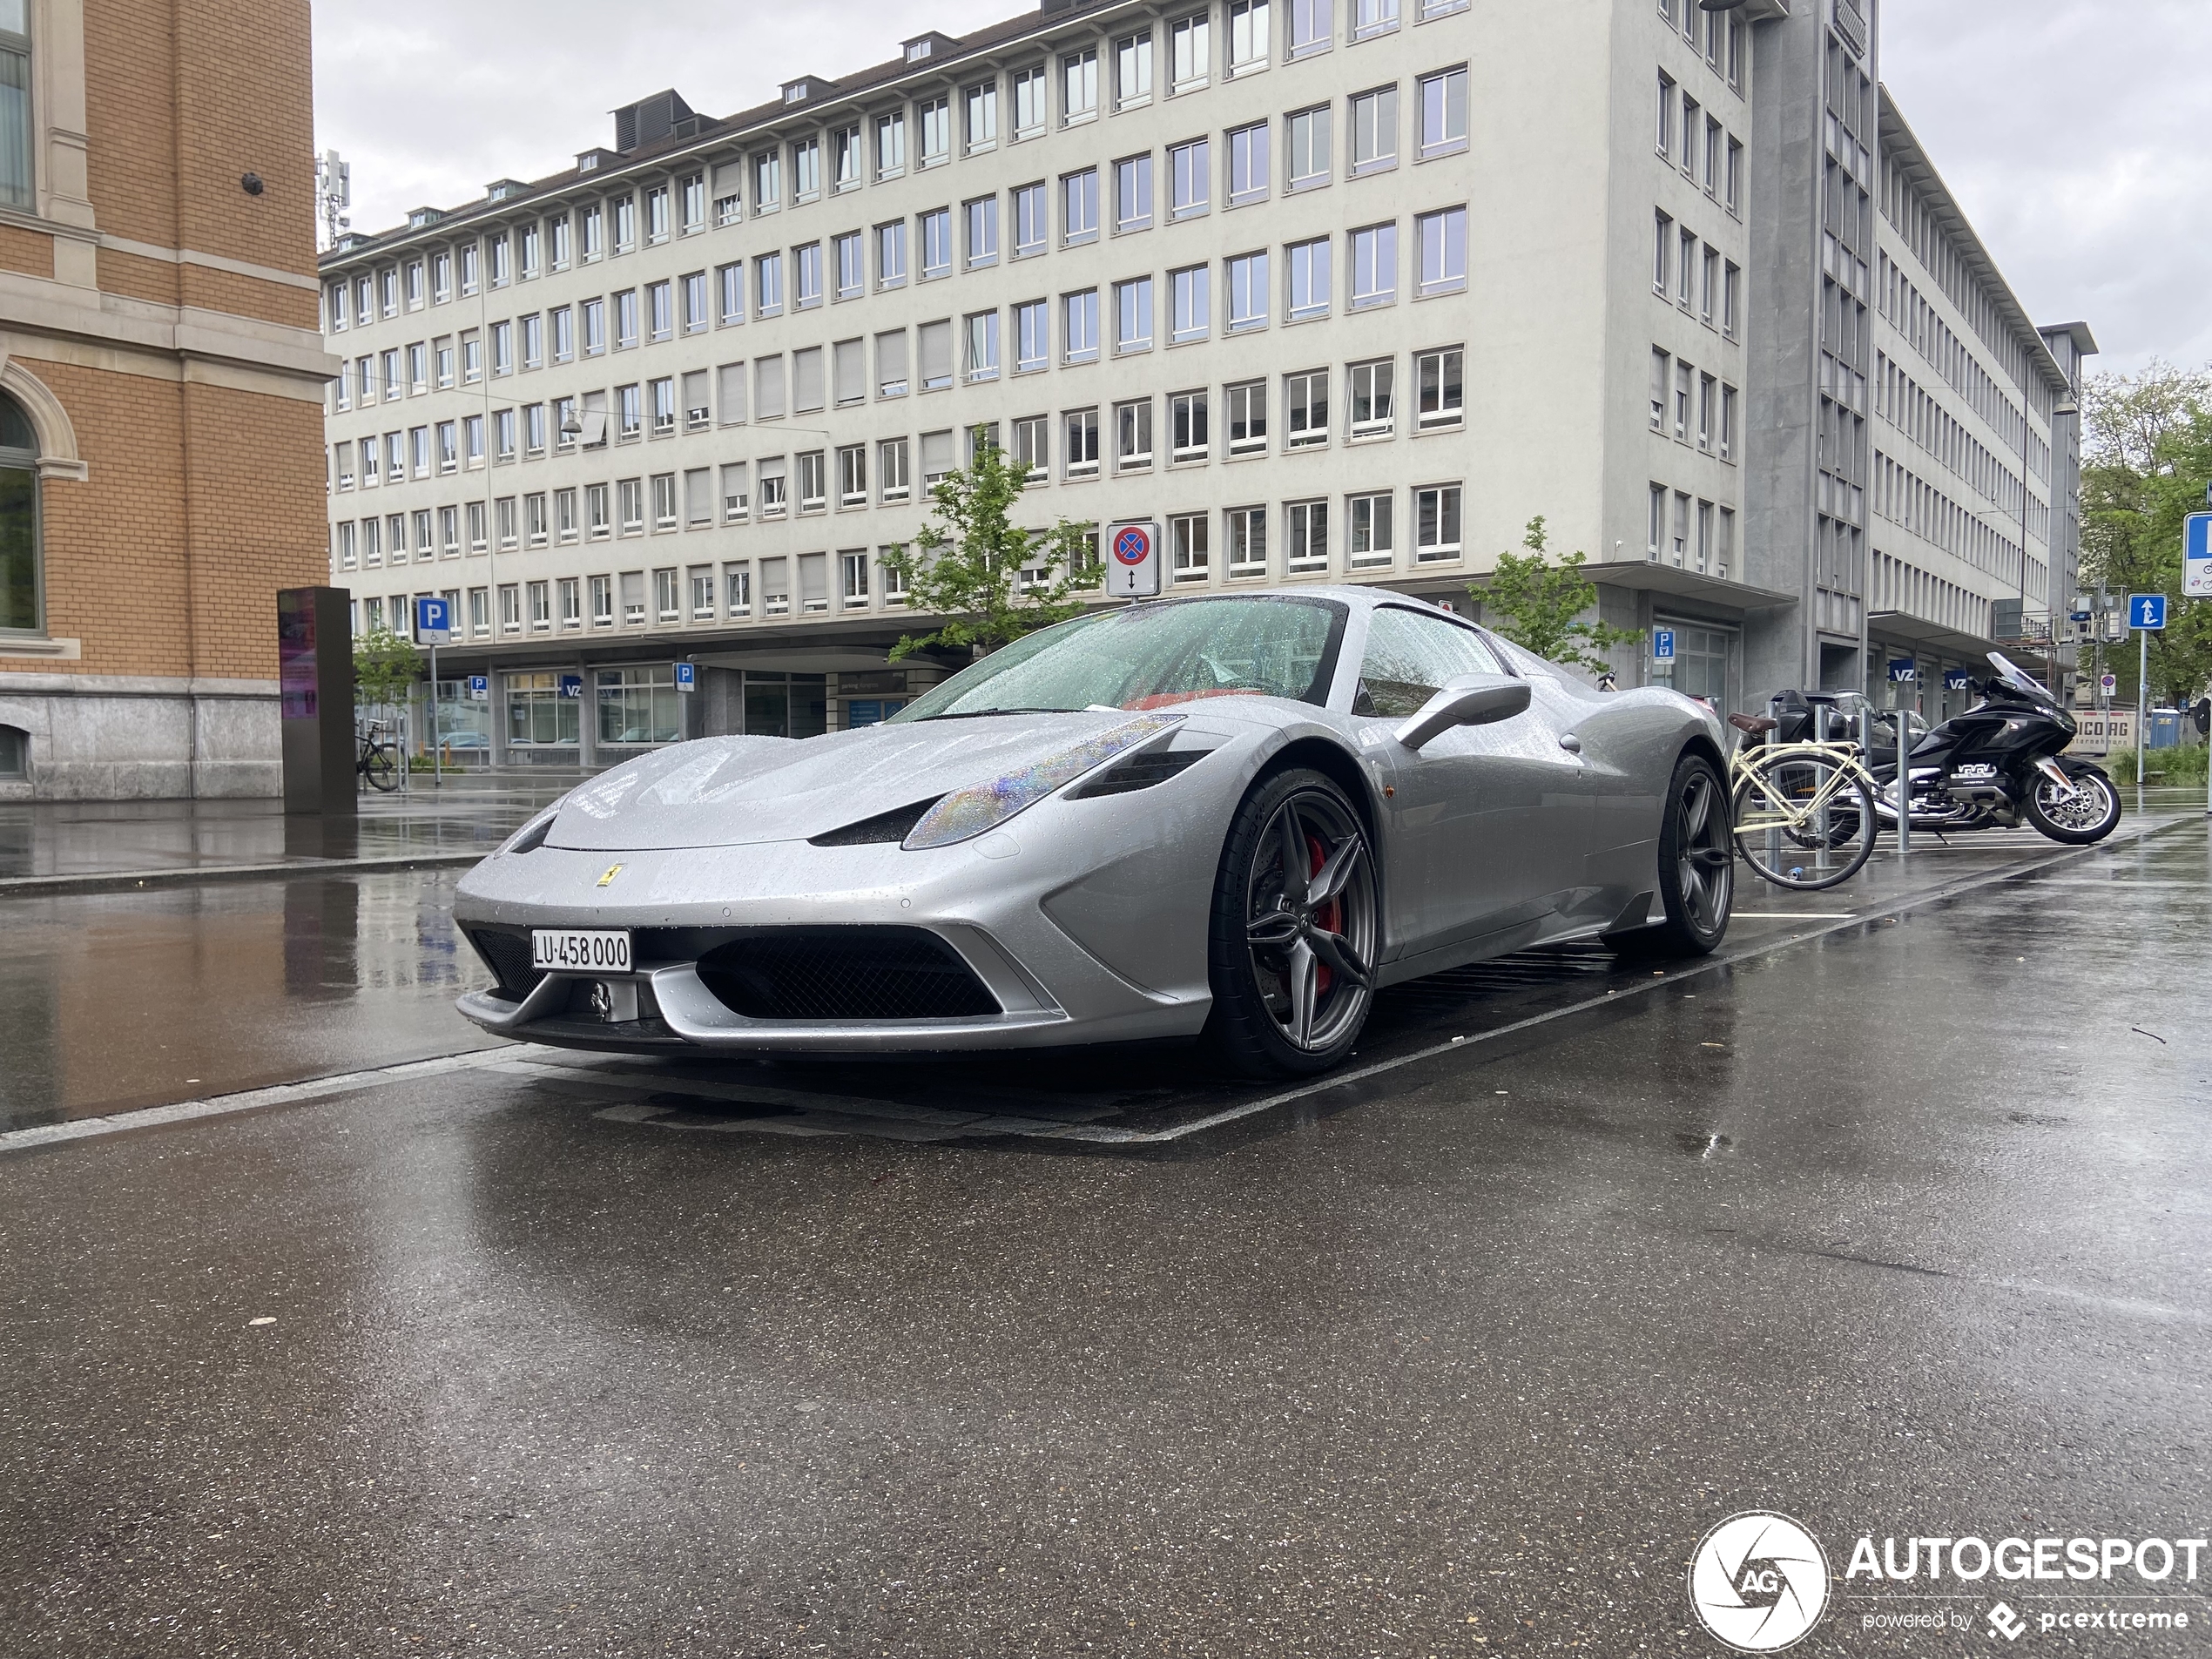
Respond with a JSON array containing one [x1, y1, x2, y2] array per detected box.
[[1676, 730, 1728, 780], [1248, 734, 1390, 925]]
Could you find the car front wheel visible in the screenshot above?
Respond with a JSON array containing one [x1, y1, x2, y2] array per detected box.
[[1610, 752, 1733, 958], [1203, 768, 1379, 1079]]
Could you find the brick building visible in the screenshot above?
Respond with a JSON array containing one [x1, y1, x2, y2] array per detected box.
[[0, 0, 334, 799]]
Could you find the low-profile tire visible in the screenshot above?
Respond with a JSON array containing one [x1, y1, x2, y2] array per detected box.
[[1608, 752, 1733, 958], [2022, 763, 2121, 845], [1201, 767, 1379, 1079]]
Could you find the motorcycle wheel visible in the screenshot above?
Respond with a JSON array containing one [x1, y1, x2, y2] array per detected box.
[[2022, 765, 2120, 845]]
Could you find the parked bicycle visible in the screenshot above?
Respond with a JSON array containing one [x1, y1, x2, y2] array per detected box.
[[356, 722, 399, 793], [1726, 700, 1882, 891]]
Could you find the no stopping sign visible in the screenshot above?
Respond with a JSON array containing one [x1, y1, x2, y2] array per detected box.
[[1106, 520, 1161, 598]]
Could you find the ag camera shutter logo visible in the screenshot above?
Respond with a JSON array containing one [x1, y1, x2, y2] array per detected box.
[[1689, 1512, 1831, 1652]]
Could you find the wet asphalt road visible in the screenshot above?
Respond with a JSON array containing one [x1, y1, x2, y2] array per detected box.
[[3, 812, 2209, 1656]]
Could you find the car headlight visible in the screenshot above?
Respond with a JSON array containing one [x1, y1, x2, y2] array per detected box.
[[901, 713, 1184, 850], [496, 792, 570, 856]]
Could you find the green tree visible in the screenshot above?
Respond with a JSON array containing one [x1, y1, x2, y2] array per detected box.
[[1473, 516, 1643, 676], [2080, 361, 2212, 708], [880, 428, 1103, 661], [353, 625, 421, 706]]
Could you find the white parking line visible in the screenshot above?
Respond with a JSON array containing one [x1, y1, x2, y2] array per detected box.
[[0, 1045, 527, 1153]]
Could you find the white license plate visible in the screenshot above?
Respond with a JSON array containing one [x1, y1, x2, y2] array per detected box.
[[530, 928, 632, 974]]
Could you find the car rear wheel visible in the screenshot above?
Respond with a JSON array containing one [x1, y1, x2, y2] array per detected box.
[[1608, 752, 1733, 958], [1203, 768, 1379, 1079]]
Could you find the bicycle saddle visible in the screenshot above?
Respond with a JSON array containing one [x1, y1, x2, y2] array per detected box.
[[1729, 714, 1779, 735]]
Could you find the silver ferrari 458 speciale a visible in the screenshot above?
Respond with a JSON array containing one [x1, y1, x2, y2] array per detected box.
[[454, 588, 1733, 1077]]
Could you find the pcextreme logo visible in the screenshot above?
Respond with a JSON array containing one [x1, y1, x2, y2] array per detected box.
[[1689, 1512, 1831, 1653]]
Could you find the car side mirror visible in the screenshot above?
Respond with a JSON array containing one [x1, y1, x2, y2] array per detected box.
[[1394, 673, 1533, 752]]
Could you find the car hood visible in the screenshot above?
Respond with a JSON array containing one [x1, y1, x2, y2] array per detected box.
[[544, 711, 1195, 851]]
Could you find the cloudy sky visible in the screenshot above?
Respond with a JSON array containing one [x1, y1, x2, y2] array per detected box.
[[310, 0, 2209, 375]]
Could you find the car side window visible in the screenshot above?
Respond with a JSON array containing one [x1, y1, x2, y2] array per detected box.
[[1353, 607, 1504, 718]]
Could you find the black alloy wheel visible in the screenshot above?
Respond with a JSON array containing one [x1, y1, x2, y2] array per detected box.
[[1204, 768, 1379, 1077]]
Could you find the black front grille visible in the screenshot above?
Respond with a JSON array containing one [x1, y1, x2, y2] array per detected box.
[[469, 928, 544, 1002], [696, 927, 1000, 1021]]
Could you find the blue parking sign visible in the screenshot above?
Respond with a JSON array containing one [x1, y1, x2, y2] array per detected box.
[[674, 662, 696, 692], [468, 674, 489, 702], [1652, 629, 1676, 662], [2128, 592, 2167, 631], [414, 595, 451, 644]]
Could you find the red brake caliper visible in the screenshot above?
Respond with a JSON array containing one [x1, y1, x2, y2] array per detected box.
[[1308, 835, 1336, 995]]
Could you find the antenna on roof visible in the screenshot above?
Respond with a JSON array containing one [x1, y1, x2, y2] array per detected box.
[[316, 149, 351, 250]]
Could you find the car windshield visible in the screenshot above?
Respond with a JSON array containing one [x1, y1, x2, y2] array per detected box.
[[891, 597, 1349, 721], [1986, 651, 2060, 710]]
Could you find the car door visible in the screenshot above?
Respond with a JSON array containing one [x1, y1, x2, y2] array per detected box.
[[1353, 606, 1588, 961]]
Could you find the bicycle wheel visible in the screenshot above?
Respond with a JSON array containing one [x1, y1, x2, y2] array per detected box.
[[1732, 753, 1876, 890], [363, 745, 398, 792]]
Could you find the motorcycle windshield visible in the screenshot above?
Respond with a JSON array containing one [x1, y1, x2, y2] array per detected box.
[[1986, 651, 2060, 711]]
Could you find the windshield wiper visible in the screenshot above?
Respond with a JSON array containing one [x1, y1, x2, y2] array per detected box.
[[911, 706, 1081, 721]]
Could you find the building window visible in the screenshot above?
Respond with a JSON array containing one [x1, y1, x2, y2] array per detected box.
[[1349, 358, 1394, 437], [1063, 407, 1101, 478], [1228, 0, 1271, 72], [1226, 505, 1268, 577], [1015, 300, 1049, 371], [1012, 414, 1049, 476], [1226, 379, 1268, 455], [1116, 30, 1153, 108], [1285, 369, 1329, 448], [1062, 46, 1099, 122], [1287, 106, 1331, 191], [1171, 389, 1209, 462], [1115, 398, 1154, 470], [597, 665, 680, 745], [1063, 288, 1100, 363], [1228, 122, 1270, 206], [1115, 153, 1154, 232], [1170, 512, 1209, 583], [1351, 85, 1398, 172], [1347, 491, 1393, 568], [1013, 182, 1049, 256], [1287, 238, 1330, 320], [591, 576, 613, 627], [506, 671, 580, 746], [1062, 168, 1099, 243], [1286, 499, 1329, 574], [1650, 347, 1670, 429], [878, 438, 910, 502], [1115, 278, 1154, 352], [1350, 222, 1396, 307], [1415, 206, 1467, 293], [1419, 67, 1467, 157], [1171, 12, 1211, 88], [921, 209, 952, 280], [838, 443, 867, 505], [1414, 482, 1462, 561], [1012, 65, 1049, 138], [1227, 250, 1268, 330], [0, 397, 30, 623], [909, 96, 946, 170], [1170, 265, 1210, 342], [840, 550, 871, 608]]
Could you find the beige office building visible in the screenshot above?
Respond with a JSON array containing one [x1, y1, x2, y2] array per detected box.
[[319, 0, 2087, 767]]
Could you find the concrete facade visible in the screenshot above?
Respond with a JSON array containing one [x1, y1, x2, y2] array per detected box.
[[0, 0, 336, 801], [318, 0, 2084, 759]]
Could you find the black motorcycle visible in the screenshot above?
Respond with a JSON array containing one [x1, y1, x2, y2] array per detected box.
[[1865, 651, 2121, 845]]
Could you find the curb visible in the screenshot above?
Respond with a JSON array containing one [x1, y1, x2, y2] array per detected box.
[[0, 850, 490, 899]]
